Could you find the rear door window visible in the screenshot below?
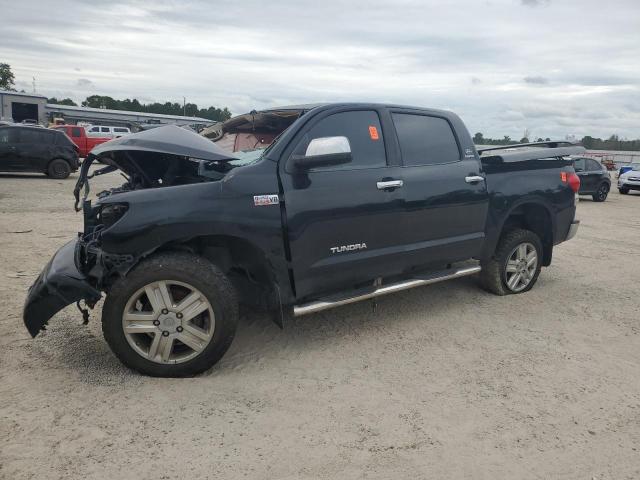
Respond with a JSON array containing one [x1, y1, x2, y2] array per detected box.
[[573, 158, 585, 172], [291, 110, 387, 171], [18, 128, 53, 144], [392, 113, 460, 166], [101, 127, 110, 133], [586, 159, 602, 171]]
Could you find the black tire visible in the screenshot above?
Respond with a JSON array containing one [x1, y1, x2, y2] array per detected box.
[[619, 187, 629, 194], [102, 252, 238, 377], [479, 228, 543, 296], [47, 159, 71, 179], [592, 183, 609, 202]]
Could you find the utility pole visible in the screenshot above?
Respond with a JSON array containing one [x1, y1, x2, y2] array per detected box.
[[32, 77, 36, 93], [183, 97, 186, 117]]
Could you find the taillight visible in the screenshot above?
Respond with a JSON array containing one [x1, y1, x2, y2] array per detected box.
[[567, 172, 580, 193]]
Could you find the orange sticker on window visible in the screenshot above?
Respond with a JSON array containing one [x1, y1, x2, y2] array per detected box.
[[368, 125, 379, 140]]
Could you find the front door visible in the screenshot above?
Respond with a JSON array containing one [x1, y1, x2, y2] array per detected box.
[[281, 108, 406, 300], [390, 110, 489, 267]]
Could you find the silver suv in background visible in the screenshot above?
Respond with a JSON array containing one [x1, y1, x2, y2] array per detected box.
[[86, 125, 131, 138], [618, 163, 640, 195]]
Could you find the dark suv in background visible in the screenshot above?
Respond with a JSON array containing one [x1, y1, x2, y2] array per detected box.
[[0, 125, 79, 179], [573, 157, 611, 202]]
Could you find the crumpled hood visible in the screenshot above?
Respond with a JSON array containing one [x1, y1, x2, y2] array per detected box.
[[90, 124, 237, 163]]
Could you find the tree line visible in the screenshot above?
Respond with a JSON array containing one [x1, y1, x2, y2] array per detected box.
[[48, 95, 232, 122], [473, 132, 640, 151]]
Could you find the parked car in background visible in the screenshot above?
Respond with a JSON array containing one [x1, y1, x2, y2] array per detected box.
[[20, 119, 42, 127], [572, 157, 611, 202], [54, 125, 111, 157], [618, 163, 640, 194], [86, 125, 131, 138], [0, 124, 79, 178]]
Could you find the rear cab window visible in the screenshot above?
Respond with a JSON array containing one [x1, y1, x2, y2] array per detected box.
[[291, 110, 387, 171], [71, 127, 82, 137], [392, 113, 460, 166]]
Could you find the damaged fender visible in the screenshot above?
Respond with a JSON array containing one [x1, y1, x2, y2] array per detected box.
[[23, 240, 101, 337]]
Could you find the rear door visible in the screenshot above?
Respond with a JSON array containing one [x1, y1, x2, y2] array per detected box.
[[390, 110, 489, 267], [281, 108, 406, 299], [584, 158, 606, 192], [574, 157, 600, 193], [15, 128, 54, 171], [0, 127, 20, 170]]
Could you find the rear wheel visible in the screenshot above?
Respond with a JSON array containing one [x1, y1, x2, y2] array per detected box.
[[479, 229, 543, 296], [592, 183, 609, 202], [619, 187, 629, 194], [102, 253, 238, 377], [47, 159, 71, 179]]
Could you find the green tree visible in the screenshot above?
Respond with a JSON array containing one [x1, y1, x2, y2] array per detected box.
[[48, 97, 77, 106], [0, 63, 16, 91], [519, 137, 530, 143], [473, 132, 484, 144], [80, 95, 232, 122]]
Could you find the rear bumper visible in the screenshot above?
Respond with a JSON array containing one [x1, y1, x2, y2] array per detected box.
[[565, 220, 580, 241], [23, 240, 101, 337]]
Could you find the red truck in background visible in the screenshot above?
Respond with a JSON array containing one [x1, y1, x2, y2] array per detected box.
[[53, 125, 110, 158]]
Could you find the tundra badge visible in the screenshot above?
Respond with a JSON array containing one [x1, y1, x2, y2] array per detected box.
[[330, 243, 367, 254]]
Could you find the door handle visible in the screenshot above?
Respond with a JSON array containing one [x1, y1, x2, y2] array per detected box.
[[376, 180, 404, 190], [465, 175, 485, 184]]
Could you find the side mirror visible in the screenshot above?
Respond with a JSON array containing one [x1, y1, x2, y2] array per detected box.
[[289, 136, 352, 171]]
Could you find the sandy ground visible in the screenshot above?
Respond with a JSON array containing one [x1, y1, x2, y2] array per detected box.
[[1, 169, 639, 480]]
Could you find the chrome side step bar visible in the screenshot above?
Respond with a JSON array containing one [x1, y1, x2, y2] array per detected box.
[[293, 263, 481, 317]]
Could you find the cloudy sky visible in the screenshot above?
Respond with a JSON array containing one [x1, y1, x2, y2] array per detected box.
[[2, 0, 639, 139]]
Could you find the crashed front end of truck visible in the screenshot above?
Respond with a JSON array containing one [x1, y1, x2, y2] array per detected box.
[[23, 125, 239, 337]]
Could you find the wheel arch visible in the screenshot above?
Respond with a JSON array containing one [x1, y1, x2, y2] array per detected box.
[[494, 200, 555, 266], [152, 234, 282, 313]]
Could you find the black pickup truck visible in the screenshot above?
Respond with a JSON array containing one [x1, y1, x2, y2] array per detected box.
[[23, 103, 583, 376]]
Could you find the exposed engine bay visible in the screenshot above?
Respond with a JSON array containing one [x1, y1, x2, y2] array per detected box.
[[74, 124, 239, 209]]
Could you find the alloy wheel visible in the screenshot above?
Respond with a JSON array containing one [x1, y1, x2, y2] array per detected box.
[[504, 242, 538, 292], [122, 280, 215, 364]]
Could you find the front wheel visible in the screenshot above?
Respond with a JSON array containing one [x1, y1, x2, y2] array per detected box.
[[619, 187, 629, 194], [592, 183, 609, 202], [102, 253, 238, 377], [479, 229, 543, 296]]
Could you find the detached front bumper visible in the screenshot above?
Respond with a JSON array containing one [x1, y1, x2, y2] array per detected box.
[[23, 240, 101, 337]]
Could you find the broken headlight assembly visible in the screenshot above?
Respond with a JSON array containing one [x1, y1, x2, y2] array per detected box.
[[98, 203, 129, 229]]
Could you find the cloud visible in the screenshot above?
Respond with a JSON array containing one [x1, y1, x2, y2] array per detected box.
[[0, 0, 638, 139], [76, 78, 95, 89], [521, 0, 550, 6], [523, 76, 549, 85]]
